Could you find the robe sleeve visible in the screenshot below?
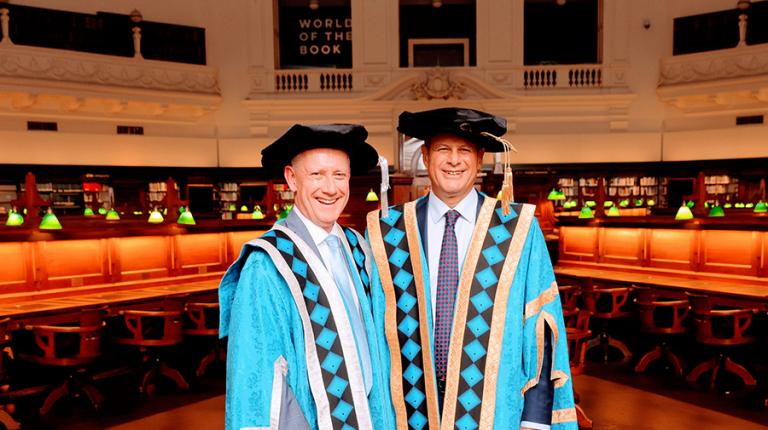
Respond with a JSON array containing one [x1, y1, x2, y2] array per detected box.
[[222, 249, 313, 430], [520, 219, 578, 429]]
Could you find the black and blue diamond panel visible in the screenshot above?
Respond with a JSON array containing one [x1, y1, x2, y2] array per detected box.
[[343, 227, 371, 298], [452, 203, 522, 430], [262, 230, 360, 430], [379, 208, 430, 430]]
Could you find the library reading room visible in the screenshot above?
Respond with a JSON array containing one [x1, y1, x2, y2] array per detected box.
[[0, 0, 767, 429]]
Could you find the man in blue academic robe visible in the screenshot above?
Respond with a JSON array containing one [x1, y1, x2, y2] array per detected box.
[[366, 108, 577, 430], [219, 124, 396, 430]]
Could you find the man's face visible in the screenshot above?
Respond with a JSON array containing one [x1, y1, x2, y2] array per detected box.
[[421, 134, 484, 206], [284, 148, 351, 232]]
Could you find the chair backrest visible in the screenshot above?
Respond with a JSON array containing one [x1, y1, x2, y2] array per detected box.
[[566, 310, 592, 376], [582, 284, 633, 319], [558, 285, 581, 316], [0, 318, 8, 380], [687, 293, 755, 346], [17, 311, 103, 367], [184, 302, 220, 336], [635, 287, 688, 334], [112, 297, 186, 347]]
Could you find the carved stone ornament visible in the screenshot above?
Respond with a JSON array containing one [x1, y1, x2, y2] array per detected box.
[[410, 68, 465, 100], [0, 45, 220, 95], [659, 45, 768, 87]]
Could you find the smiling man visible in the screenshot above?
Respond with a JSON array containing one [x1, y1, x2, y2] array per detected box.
[[219, 124, 395, 430], [366, 108, 577, 430]]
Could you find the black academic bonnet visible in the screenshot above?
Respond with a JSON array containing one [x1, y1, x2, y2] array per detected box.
[[397, 107, 508, 152], [260, 123, 379, 175]]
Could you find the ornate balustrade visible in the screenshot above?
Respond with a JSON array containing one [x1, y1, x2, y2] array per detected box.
[[518, 65, 604, 89], [250, 62, 628, 99], [657, 43, 768, 113], [0, 6, 220, 122], [274, 70, 354, 93]]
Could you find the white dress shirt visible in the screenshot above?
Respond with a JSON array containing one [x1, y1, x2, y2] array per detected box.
[[292, 206, 364, 319], [292, 206, 373, 394], [426, 190, 478, 318]]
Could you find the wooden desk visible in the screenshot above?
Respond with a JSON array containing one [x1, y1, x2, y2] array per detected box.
[[555, 265, 768, 310], [0, 277, 221, 330]]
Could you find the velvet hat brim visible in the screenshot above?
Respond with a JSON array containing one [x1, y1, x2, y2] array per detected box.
[[260, 124, 379, 174], [397, 107, 508, 152]]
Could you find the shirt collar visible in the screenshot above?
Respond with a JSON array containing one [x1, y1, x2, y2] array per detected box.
[[292, 205, 343, 247], [427, 189, 478, 225]]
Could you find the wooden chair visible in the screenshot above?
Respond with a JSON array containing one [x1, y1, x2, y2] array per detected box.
[[15, 308, 105, 415], [583, 284, 634, 364], [685, 293, 757, 390], [0, 318, 20, 430], [558, 284, 581, 328], [566, 310, 594, 429], [111, 297, 189, 395], [183, 302, 225, 378], [633, 286, 689, 377]]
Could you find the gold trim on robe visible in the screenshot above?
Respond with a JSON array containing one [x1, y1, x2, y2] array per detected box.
[[551, 407, 578, 424], [403, 202, 441, 430], [521, 311, 560, 396], [440, 197, 498, 430], [366, 209, 409, 430], [478, 203, 536, 429], [524, 281, 560, 321]]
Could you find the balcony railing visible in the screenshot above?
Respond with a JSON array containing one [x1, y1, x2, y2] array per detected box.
[[248, 62, 628, 98], [519, 65, 603, 89], [275, 70, 354, 93], [659, 43, 768, 87]]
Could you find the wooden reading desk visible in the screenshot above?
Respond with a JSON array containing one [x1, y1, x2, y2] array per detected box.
[[556, 216, 768, 310], [555, 264, 768, 310], [0, 219, 268, 329]]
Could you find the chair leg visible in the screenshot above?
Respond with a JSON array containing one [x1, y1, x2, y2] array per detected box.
[[196, 350, 217, 378], [78, 381, 105, 411], [723, 357, 757, 387], [576, 404, 593, 429], [0, 410, 20, 430], [687, 356, 719, 387], [159, 362, 189, 390], [663, 346, 686, 378], [607, 336, 633, 364], [634, 345, 662, 373], [39, 380, 71, 415], [140, 363, 159, 395]]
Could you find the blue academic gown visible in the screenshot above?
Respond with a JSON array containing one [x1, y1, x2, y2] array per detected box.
[[219, 211, 396, 430], [366, 197, 578, 430]]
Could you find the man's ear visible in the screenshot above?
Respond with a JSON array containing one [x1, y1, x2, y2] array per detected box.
[[477, 148, 486, 169], [284, 165, 297, 192], [420, 143, 430, 168]]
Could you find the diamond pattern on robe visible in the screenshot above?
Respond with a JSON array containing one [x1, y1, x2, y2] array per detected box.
[[260, 230, 360, 429], [342, 226, 371, 298], [408, 411, 428, 430], [397, 293, 418, 314], [455, 414, 479, 430], [311, 304, 331, 326], [322, 352, 344, 374], [377, 206, 430, 430], [450, 202, 523, 429]]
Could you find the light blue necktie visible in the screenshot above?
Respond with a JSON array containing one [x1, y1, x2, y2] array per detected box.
[[325, 234, 373, 394]]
